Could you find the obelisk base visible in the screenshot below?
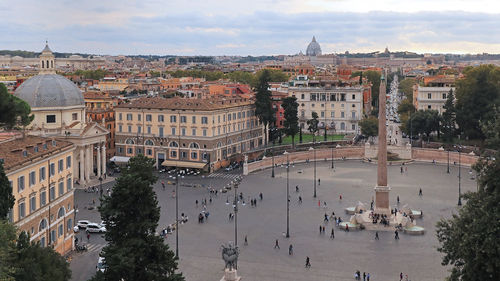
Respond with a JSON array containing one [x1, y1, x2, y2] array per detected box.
[[220, 269, 241, 281], [374, 185, 391, 215]]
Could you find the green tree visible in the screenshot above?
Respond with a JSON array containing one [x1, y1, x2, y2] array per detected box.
[[0, 162, 15, 219], [254, 69, 275, 145], [405, 110, 441, 142], [281, 97, 299, 148], [441, 89, 456, 143], [0, 84, 34, 129], [13, 231, 71, 281], [0, 220, 16, 281], [455, 65, 500, 140], [307, 111, 319, 143], [398, 78, 416, 100], [359, 117, 378, 142], [97, 155, 183, 281], [397, 100, 416, 135], [353, 70, 381, 110]]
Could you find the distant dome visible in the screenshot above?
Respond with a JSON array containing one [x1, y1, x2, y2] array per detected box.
[[14, 74, 84, 108], [306, 36, 322, 56]]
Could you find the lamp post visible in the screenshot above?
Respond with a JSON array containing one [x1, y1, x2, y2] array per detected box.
[[309, 147, 316, 198], [98, 176, 103, 199], [458, 147, 462, 206], [284, 151, 290, 238], [447, 149, 450, 174], [271, 150, 275, 178], [233, 178, 240, 247], [174, 174, 183, 258], [331, 146, 334, 169]]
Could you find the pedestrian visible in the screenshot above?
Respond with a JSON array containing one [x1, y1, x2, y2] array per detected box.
[[366, 273, 370, 281], [318, 200, 321, 207], [92, 198, 95, 205], [318, 178, 321, 185], [346, 224, 349, 232], [400, 166, 403, 173], [244, 235, 248, 246], [298, 196, 302, 203], [395, 230, 399, 239], [405, 166, 408, 173], [288, 244, 293, 255], [397, 195, 400, 204], [161, 181, 165, 190], [319, 225, 322, 234], [274, 239, 280, 249], [330, 228, 335, 239], [296, 185, 299, 192], [305, 256, 311, 268], [339, 194, 342, 200], [323, 226, 326, 233], [209, 197, 212, 204], [363, 272, 366, 281], [195, 199, 198, 207], [323, 201, 327, 209], [400, 272, 403, 281], [86, 231, 90, 242], [375, 231, 379, 240], [419, 188, 423, 196], [259, 193, 263, 200]]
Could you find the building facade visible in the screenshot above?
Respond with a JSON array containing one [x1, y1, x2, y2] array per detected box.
[[114, 97, 264, 171], [413, 85, 455, 113], [1, 136, 76, 255]]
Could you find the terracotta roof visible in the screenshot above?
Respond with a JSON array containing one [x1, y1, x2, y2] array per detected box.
[[116, 97, 254, 111], [0, 136, 74, 173]]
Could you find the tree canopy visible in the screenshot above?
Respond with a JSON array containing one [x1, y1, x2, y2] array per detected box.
[[441, 89, 456, 143], [254, 69, 275, 145], [307, 111, 319, 143], [398, 78, 417, 100], [352, 70, 381, 110], [404, 109, 441, 141], [96, 155, 183, 281], [0, 84, 34, 129], [281, 97, 299, 148], [0, 162, 15, 219], [359, 117, 378, 140]]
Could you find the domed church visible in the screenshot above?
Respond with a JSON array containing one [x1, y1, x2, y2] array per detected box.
[[14, 43, 109, 185], [306, 36, 322, 56]]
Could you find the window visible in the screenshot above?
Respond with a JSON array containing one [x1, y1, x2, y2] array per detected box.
[[181, 128, 186, 136], [58, 224, 63, 237], [146, 114, 152, 121], [49, 185, 55, 201], [352, 94, 356, 100], [158, 115, 164, 122], [428, 105, 432, 109], [126, 114, 133, 121], [137, 125, 142, 134], [189, 142, 199, 149], [170, 115, 177, 123], [192, 116, 196, 124], [30, 196, 36, 213], [443, 93, 447, 99], [50, 230, 56, 244], [40, 190, 46, 206], [171, 127, 176, 135], [147, 126, 151, 134], [128, 125, 132, 133], [39, 167, 46, 182], [18, 201, 25, 220], [352, 124, 356, 130], [145, 139, 154, 146], [331, 111, 335, 117], [29, 171, 36, 187], [118, 147, 123, 153], [127, 148, 133, 154], [146, 149, 152, 156], [191, 152, 198, 159], [58, 181, 64, 196], [428, 93, 432, 99], [58, 159, 63, 172], [341, 94, 346, 101], [321, 111, 325, 117], [201, 117, 208, 124], [192, 128, 196, 136], [137, 114, 141, 121], [352, 112, 356, 119], [67, 218, 73, 232], [46, 115, 56, 123], [301, 94, 305, 99], [67, 177, 72, 191], [72, 113, 78, 120], [203, 129, 207, 136], [119, 113, 122, 120], [119, 125, 122, 132], [18, 176, 25, 192], [181, 151, 187, 158], [228, 114, 231, 121], [341, 112, 345, 118], [159, 127, 164, 137], [169, 141, 179, 147], [340, 122, 345, 130], [170, 150, 177, 158], [66, 156, 71, 169], [301, 111, 305, 117], [39, 219, 47, 232], [180, 116, 187, 123]]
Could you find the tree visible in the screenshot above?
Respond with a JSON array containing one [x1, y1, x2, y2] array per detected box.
[[441, 89, 456, 143], [436, 112, 500, 281], [359, 117, 378, 142], [13, 231, 71, 281], [405, 110, 441, 142], [97, 155, 183, 281], [0, 84, 34, 129], [307, 112, 319, 143], [397, 100, 416, 136], [281, 97, 299, 148], [254, 69, 275, 145], [351, 70, 381, 110], [398, 78, 416, 100], [0, 162, 15, 219], [0, 220, 16, 281], [455, 65, 500, 140]]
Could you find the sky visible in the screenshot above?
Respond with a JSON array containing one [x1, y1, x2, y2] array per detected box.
[[2, 0, 500, 56]]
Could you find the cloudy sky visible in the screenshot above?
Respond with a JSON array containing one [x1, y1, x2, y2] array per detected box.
[[2, 0, 500, 55]]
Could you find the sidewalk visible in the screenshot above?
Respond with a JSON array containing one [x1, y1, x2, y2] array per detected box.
[[74, 175, 116, 190]]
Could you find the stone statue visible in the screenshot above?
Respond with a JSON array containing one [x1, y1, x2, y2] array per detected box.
[[221, 242, 239, 270]]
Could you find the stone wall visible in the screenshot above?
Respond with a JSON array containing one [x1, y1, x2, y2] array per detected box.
[[246, 146, 364, 174], [364, 142, 412, 159], [412, 148, 478, 167]]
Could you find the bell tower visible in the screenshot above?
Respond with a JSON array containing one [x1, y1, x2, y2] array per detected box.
[[39, 41, 56, 74]]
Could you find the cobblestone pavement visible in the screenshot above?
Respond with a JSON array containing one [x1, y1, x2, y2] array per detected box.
[[72, 161, 476, 281]]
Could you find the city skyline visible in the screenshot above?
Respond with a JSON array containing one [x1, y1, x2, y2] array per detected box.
[[2, 0, 500, 56]]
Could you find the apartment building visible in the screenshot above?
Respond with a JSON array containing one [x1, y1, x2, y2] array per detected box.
[[114, 97, 264, 171], [413, 76, 455, 113], [1, 136, 76, 255]]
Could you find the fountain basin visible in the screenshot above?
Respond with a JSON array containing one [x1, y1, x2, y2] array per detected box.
[[411, 210, 423, 218], [338, 221, 360, 231], [345, 207, 356, 215], [404, 225, 425, 235]]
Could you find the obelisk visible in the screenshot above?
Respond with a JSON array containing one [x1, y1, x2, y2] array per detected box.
[[375, 73, 391, 215]]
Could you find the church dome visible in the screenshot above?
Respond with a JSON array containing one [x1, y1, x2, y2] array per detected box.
[[306, 36, 322, 56], [14, 74, 84, 108]]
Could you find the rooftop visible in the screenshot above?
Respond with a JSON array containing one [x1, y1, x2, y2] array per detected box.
[[116, 97, 254, 111]]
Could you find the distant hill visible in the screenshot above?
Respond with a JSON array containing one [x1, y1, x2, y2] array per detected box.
[[0, 50, 93, 58]]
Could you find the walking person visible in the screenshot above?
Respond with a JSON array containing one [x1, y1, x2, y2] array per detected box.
[[363, 272, 366, 281], [395, 230, 399, 240], [318, 178, 320, 185], [366, 273, 370, 281], [397, 195, 400, 204], [288, 244, 293, 255], [274, 239, 280, 249], [330, 228, 335, 239], [419, 188, 423, 196], [244, 235, 248, 246], [319, 225, 322, 235], [195, 199, 198, 207], [305, 256, 311, 268], [375, 231, 379, 240], [298, 196, 302, 204], [318, 200, 321, 207], [86, 230, 90, 242], [400, 272, 403, 281]]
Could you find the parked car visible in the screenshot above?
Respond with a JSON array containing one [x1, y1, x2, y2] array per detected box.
[[86, 223, 106, 233], [77, 220, 91, 229], [96, 256, 106, 272], [99, 221, 107, 228]]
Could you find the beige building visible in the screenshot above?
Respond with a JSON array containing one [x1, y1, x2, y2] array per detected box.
[[1, 136, 76, 255], [114, 97, 264, 171], [14, 44, 109, 185], [413, 85, 455, 113]]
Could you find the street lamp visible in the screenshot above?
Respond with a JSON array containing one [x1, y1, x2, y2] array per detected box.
[[309, 147, 316, 198], [447, 149, 450, 174], [98, 176, 103, 199], [272, 150, 275, 178], [173, 173, 184, 258], [454, 145, 462, 206], [283, 151, 290, 238], [232, 177, 241, 247], [331, 146, 334, 169]]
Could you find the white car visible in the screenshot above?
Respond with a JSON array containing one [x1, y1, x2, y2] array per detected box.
[[86, 223, 106, 233], [96, 256, 106, 272], [77, 220, 91, 229]]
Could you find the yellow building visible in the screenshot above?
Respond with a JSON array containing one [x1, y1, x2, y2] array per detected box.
[[95, 77, 129, 91], [1, 135, 76, 255], [114, 97, 264, 171]]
